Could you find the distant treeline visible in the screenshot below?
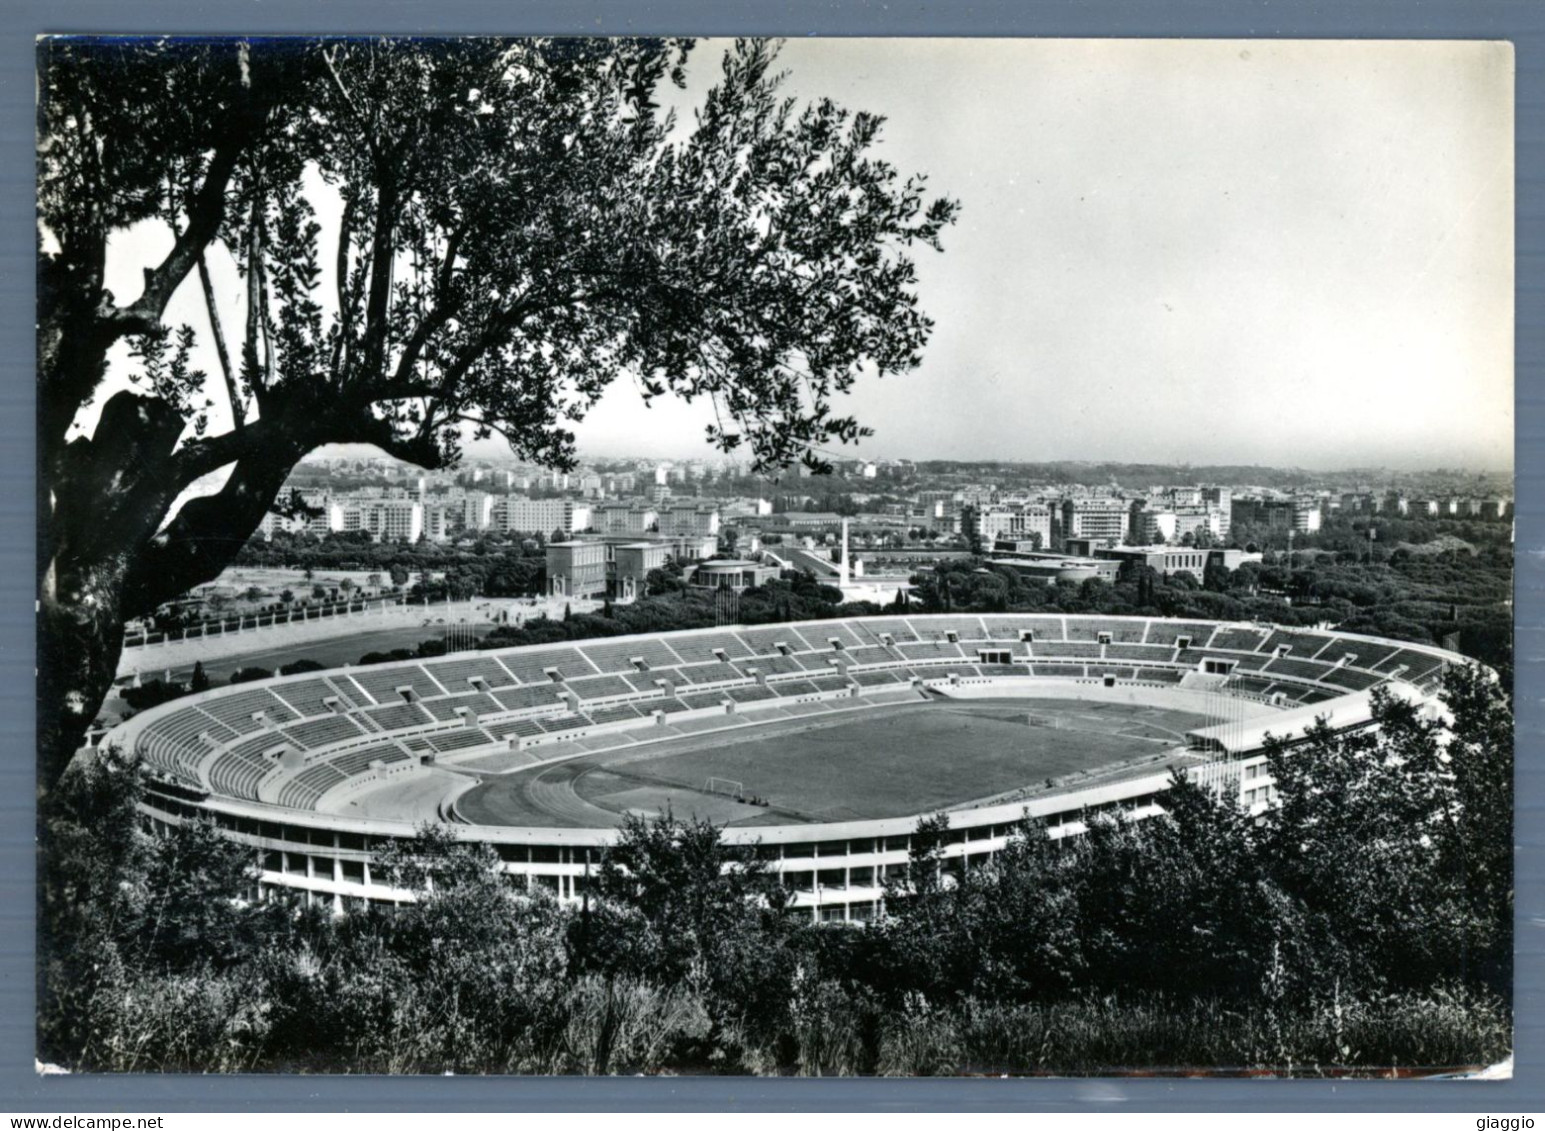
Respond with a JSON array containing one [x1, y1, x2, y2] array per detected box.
[[904, 460, 1509, 493], [119, 529, 1513, 722]]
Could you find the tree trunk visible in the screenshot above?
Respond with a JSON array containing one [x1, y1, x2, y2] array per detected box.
[[39, 395, 279, 790], [39, 390, 189, 792], [37, 561, 131, 792], [37, 381, 416, 791]]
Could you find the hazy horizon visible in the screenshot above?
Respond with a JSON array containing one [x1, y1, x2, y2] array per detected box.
[[307, 440, 1515, 480]]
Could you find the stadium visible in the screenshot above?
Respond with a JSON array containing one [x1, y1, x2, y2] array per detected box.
[[110, 613, 1465, 921]]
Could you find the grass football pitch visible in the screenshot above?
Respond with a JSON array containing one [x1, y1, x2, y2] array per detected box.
[[455, 697, 1216, 828]]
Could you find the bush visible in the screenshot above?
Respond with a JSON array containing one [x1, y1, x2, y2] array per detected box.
[[120, 679, 187, 712], [277, 659, 326, 676]]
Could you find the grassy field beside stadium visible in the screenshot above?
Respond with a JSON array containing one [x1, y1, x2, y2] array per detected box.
[[453, 697, 1217, 829]]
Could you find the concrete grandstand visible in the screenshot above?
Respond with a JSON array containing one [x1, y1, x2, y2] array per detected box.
[[108, 613, 1466, 921]]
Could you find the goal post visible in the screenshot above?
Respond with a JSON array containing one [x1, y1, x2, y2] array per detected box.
[[704, 776, 746, 798], [1024, 713, 1065, 729]]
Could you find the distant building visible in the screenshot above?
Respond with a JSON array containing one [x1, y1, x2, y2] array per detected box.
[[1200, 485, 1232, 514], [777, 512, 847, 531], [993, 537, 1050, 555], [594, 502, 659, 536], [1059, 497, 1129, 550], [257, 509, 304, 540], [612, 542, 671, 599], [686, 560, 780, 591], [1232, 496, 1303, 532], [566, 532, 717, 594], [1340, 492, 1374, 514], [1173, 507, 1225, 544], [986, 554, 1121, 585], [1096, 545, 1261, 579], [496, 497, 591, 537], [546, 541, 608, 599], [365, 499, 423, 543], [658, 503, 721, 538], [423, 504, 452, 543], [974, 504, 1052, 547], [916, 490, 956, 514], [1130, 507, 1178, 545], [451, 491, 496, 531]]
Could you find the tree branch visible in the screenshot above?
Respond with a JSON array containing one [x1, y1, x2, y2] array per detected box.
[[106, 102, 264, 338], [255, 207, 277, 391], [196, 249, 243, 429], [123, 442, 306, 616], [357, 176, 400, 384], [331, 192, 356, 378]]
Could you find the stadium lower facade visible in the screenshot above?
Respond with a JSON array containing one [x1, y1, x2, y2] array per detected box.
[[109, 614, 1465, 921]]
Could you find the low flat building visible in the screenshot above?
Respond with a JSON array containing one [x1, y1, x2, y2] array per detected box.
[[986, 554, 1121, 584], [686, 560, 780, 591], [1094, 545, 1262, 578]]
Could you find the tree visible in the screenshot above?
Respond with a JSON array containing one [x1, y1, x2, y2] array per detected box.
[[188, 661, 210, 693], [1203, 557, 1230, 592], [960, 506, 984, 557], [37, 36, 958, 787], [645, 564, 686, 598], [587, 811, 793, 1039], [1260, 674, 1512, 994], [1419, 664, 1513, 993], [277, 658, 326, 675]]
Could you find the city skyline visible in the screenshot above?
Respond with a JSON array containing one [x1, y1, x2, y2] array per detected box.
[[309, 439, 1515, 478]]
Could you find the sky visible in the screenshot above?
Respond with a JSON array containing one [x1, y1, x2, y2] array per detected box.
[[567, 38, 1515, 471], [81, 38, 1515, 473]]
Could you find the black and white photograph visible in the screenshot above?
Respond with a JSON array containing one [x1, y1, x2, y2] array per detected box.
[[35, 35, 1515, 1078]]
